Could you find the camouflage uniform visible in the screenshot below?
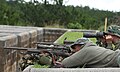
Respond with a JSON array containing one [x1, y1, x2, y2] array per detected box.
[[19, 54, 34, 71], [19, 52, 53, 70]]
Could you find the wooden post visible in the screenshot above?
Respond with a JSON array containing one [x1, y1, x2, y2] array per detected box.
[[104, 17, 108, 32]]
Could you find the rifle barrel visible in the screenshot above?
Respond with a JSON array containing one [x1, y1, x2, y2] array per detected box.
[[37, 44, 69, 50], [35, 42, 60, 46], [4, 47, 32, 50], [4, 47, 70, 57], [35, 42, 53, 45]]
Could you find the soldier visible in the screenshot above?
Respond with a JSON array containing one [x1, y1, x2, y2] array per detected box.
[[100, 25, 120, 51], [61, 38, 120, 68], [20, 52, 53, 67], [19, 53, 39, 71]]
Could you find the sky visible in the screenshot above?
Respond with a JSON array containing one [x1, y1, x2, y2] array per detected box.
[[25, 0, 120, 12]]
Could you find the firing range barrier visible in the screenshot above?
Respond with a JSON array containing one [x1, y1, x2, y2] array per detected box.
[[0, 25, 98, 72]]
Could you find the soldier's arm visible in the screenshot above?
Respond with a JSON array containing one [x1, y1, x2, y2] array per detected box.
[[105, 43, 113, 50], [101, 35, 120, 50], [99, 35, 113, 50], [110, 35, 120, 50], [61, 49, 87, 68], [113, 40, 120, 50]]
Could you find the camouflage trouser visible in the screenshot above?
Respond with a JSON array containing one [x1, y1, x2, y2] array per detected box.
[[19, 59, 34, 71], [19, 62, 29, 71], [19, 53, 53, 70]]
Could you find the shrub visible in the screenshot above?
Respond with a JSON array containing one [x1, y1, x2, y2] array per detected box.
[[67, 22, 82, 29]]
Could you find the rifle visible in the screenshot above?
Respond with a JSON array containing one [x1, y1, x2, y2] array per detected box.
[[4, 44, 71, 70], [4, 45, 70, 57]]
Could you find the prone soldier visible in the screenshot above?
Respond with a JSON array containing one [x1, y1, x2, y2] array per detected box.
[[61, 37, 120, 68]]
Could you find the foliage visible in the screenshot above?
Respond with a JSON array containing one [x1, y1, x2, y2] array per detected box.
[[98, 25, 105, 31], [67, 22, 82, 29], [0, 0, 120, 29]]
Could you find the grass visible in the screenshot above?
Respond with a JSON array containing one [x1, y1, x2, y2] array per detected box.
[[33, 64, 49, 68], [56, 31, 96, 44]]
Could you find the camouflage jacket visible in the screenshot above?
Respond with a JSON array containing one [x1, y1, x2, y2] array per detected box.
[[104, 40, 120, 51]]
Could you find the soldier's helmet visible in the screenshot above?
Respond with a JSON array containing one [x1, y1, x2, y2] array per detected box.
[[70, 37, 90, 49], [39, 55, 52, 65], [107, 25, 120, 37]]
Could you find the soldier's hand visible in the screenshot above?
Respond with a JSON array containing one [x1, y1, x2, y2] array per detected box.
[[53, 62, 63, 68], [105, 35, 113, 43], [100, 34, 120, 44], [111, 35, 120, 44]]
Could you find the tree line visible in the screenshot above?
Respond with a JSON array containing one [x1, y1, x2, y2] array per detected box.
[[0, 0, 120, 30]]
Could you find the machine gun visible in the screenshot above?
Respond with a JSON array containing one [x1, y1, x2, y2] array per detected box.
[[4, 42, 71, 70], [4, 45, 70, 57]]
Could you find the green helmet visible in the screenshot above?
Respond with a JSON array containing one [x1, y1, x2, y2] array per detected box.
[[70, 38, 90, 49], [39, 55, 52, 65], [107, 25, 120, 37]]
